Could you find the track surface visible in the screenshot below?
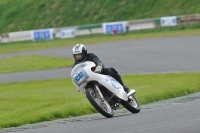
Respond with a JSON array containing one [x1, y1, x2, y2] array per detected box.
[[1, 36, 200, 83]]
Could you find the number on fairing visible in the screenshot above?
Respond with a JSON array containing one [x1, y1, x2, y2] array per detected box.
[[74, 71, 84, 82], [73, 70, 88, 86]]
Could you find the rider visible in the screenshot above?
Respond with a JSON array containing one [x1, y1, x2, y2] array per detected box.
[[72, 44, 129, 93]]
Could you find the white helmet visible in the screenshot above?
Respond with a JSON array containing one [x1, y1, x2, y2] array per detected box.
[[72, 44, 87, 62]]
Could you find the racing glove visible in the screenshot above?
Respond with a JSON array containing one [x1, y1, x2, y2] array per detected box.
[[94, 66, 102, 73]]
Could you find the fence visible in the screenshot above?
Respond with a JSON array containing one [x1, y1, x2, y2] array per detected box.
[[0, 14, 200, 43]]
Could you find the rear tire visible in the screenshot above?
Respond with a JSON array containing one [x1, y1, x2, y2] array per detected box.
[[121, 95, 141, 113], [86, 87, 114, 118]]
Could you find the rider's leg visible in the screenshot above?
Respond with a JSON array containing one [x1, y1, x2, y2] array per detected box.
[[101, 67, 129, 92], [110, 68, 129, 92]]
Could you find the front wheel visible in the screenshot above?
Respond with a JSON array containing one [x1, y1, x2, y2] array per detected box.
[[121, 95, 141, 113], [85, 87, 114, 118]]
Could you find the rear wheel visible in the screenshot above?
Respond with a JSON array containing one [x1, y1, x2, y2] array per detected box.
[[86, 87, 114, 118], [121, 95, 141, 113]]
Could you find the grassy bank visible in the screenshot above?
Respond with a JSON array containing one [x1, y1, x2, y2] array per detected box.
[[0, 72, 200, 129], [0, 55, 73, 74], [0, 0, 200, 33]]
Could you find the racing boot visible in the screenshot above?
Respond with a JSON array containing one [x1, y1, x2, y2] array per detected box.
[[123, 85, 129, 93]]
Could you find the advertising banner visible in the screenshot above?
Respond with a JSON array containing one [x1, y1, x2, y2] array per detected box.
[[31, 29, 54, 41], [60, 29, 75, 38], [160, 16, 177, 27], [102, 21, 127, 34]]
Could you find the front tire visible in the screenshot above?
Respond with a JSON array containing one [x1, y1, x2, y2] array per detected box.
[[121, 95, 141, 113], [86, 87, 114, 118]]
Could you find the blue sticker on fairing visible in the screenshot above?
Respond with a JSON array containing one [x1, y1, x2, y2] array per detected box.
[[73, 69, 88, 86], [110, 79, 122, 89]]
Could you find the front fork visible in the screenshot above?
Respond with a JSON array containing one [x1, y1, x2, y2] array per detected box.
[[93, 82, 120, 110], [93, 83, 105, 101]]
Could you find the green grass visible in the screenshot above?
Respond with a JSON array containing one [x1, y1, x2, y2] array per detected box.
[[1, 24, 200, 54], [0, 0, 200, 33], [123, 73, 200, 104], [0, 1, 9, 5], [0, 55, 73, 74], [0, 72, 200, 129]]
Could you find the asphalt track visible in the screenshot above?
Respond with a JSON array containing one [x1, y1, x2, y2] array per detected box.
[[0, 36, 200, 83], [1, 36, 200, 133]]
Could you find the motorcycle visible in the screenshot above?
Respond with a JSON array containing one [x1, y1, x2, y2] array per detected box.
[[71, 61, 141, 118]]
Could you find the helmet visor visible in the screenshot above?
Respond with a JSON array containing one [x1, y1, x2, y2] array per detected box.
[[74, 53, 83, 60]]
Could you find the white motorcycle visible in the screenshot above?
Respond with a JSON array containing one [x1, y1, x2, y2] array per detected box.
[[71, 61, 141, 118]]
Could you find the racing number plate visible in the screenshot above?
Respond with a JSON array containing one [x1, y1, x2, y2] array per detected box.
[[73, 69, 89, 86]]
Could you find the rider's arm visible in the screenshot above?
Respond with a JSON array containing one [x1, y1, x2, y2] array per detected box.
[[90, 53, 104, 67]]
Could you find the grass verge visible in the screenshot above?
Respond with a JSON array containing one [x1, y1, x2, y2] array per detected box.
[[0, 55, 73, 74], [0, 72, 200, 129]]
